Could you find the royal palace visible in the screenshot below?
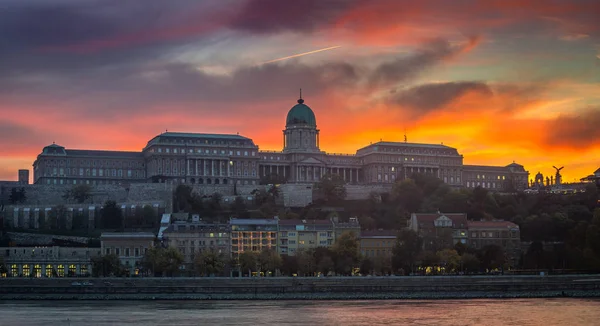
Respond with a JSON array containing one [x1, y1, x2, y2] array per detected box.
[[31, 97, 529, 192]]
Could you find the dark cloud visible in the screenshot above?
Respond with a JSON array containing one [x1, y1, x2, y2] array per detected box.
[[545, 108, 600, 149], [0, 122, 45, 154], [230, 0, 356, 33], [369, 37, 480, 89], [0, 34, 468, 120], [391, 81, 492, 112]]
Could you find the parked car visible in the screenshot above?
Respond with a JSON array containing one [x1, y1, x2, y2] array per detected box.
[[71, 282, 82, 286], [82, 281, 94, 286], [103, 281, 113, 286]]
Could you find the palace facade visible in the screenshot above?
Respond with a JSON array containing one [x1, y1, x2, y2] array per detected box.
[[32, 97, 529, 191]]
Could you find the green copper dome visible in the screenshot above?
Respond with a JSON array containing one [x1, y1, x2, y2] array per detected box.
[[286, 99, 316, 127]]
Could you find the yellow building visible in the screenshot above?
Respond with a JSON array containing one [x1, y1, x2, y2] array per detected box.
[[278, 219, 334, 256], [360, 230, 397, 259]]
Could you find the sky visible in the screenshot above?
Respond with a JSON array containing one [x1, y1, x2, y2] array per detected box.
[[1, 0, 599, 183]]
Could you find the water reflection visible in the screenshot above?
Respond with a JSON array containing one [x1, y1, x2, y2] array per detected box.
[[1, 298, 599, 325]]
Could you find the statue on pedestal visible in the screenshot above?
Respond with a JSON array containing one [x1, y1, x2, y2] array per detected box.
[[552, 166, 564, 186]]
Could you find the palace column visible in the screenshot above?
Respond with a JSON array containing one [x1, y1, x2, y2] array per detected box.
[[203, 160, 207, 176]]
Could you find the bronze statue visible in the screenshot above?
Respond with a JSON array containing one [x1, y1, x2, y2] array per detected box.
[[552, 166, 564, 185]]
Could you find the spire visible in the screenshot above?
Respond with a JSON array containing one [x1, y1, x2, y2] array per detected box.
[[404, 128, 407, 143], [298, 88, 304, 104]]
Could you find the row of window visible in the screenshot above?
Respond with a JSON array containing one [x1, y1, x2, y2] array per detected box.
[[151, 147, 257, 157], [366, 155, 461, 166], [46, 168, 142, 178], [466, 181, 502, 189], [158, 138, 253, 147], [175, 239, 227, 246], [470, 231, 518, 238], [41, 159, 143, 169], [45, 178, 129, 185], [375, 147, 457, 156], [104, 247, 148, 257], [8, 263, 88, 277], [475, 174, 507, 180]]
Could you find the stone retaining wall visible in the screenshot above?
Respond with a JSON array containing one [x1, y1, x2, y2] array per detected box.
[[0, 275, 599, 300]]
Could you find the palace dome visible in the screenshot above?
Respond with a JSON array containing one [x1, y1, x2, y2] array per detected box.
[[286, 98, 316, 128]]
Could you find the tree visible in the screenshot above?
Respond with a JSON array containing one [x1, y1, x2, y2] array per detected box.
[[8, 187, 26, 204], [238, 251, 258, 276], [232, 196, 248, 218], [173, 185, 195, 213], [479, 244, 506, 271], [360, 258, 373, 276], [296, 249, 317, 276], [194, 249, 226, 276], [101, 200, 123, 229], [315, 173, 347, 202], [461, 253, 480, 273], [63, 184, 92, 204], [141, 247, 183, 277], [332, 231, 360, 275], [419, 251, 440, 270], [317, 255, 335, 276], [161, 247, 184, 276], [142, 205, 157, 227], [209, 193, 223, 212], [390, 179, 423, 213], [91, 254, 123, 277], [392, 229, 423, 273], [257, 249, 282, 275], [437, 249, 461, 272], [372, 256, 393, 276]]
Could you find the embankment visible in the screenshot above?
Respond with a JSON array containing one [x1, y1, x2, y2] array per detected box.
[[1, 275, 599, 300]]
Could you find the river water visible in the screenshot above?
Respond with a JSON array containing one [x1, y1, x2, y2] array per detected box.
[[1, 298, 599, 325]]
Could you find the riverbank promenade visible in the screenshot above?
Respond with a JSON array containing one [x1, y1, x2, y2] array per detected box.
[[1, 275, 599, 300]]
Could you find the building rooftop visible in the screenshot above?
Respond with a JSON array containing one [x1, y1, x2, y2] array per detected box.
[[100, 232, 155, 239], [229, 218, 278, 225], [467, 220, 520, 229], [360, 230, 398, 238], [279, 219, 332, 226], [163, 222, 230, 233], [65, 149, 143, 158], [412, 213, 468, 228], [463, 165, 511, 171], [159, 132, 250, 140]]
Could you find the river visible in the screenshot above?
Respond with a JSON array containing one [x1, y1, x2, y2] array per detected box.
[[1, 298, 599, 325]]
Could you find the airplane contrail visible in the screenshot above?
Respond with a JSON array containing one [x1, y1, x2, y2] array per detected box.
[[260, 45, 342, 65]]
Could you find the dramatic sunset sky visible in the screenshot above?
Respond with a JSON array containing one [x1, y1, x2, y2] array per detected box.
[[1, 0, 599, 183]]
